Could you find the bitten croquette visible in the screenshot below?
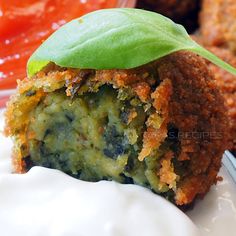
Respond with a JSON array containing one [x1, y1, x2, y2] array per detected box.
[[5, 51, 228, 206]]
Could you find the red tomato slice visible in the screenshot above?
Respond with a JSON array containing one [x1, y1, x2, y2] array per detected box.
[[0, 0, 118, 89]]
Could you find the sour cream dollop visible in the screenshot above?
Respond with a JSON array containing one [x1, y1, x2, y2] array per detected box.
[[0, 167, 200, 236]]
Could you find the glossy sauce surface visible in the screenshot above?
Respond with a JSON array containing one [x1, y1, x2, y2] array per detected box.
[[0, 167, 201, 236], [0, 0, 118, 89]]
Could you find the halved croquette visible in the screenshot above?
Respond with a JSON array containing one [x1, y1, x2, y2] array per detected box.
[[5, 51, 228, 206]]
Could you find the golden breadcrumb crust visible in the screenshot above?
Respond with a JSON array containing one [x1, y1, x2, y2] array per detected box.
[[191, 35, 236, 152], [204, 47, 236, 152]]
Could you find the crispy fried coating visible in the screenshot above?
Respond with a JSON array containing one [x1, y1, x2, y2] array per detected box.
[[200, 0, 236, 53], [157, 52, 228, 204], [136, 0, 201, 32], [5, 51, 228, 206], [191, 35, 236, 152], [204, 47, 236, 151]]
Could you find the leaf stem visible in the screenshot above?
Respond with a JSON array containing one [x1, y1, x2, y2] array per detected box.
[[190, 44, 236, 76]]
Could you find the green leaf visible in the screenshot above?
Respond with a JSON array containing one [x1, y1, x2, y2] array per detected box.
[[27, 8, 236, 77]]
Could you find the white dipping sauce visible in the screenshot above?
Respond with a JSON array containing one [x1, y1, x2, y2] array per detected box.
[[0, 167, 200, 236]]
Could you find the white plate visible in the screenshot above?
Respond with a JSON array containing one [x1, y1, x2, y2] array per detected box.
[[0, 109, 235, 235]]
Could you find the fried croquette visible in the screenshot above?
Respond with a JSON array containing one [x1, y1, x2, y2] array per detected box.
[[4, 51, 228, 206], [136, 0, 201, 32], [200, 0, 236, 53]]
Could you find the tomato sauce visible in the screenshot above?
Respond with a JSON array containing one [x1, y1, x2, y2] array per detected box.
[[0, 0, 118, 89]]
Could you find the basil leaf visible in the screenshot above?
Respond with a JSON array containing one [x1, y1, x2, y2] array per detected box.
[[27, 8, 236, 77]]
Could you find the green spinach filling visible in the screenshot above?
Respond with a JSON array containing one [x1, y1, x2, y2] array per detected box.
[[26, 85, 177, 193]]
